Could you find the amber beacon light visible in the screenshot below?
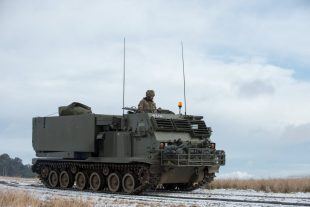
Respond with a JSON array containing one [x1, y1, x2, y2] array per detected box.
[[178, 101, 183, 114]]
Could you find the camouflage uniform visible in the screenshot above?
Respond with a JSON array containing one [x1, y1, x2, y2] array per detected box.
[[138, 90, 157, 113]]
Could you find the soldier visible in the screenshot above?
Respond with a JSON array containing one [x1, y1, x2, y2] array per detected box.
[[138, 90, 157, 113]]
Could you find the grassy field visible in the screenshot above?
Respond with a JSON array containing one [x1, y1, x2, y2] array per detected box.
[[0, 190, 92, 207], [1, 177, 310, 207], [208, 177, 310, 193]]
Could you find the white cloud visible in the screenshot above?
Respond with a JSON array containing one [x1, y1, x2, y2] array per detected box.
[[281, 123, 310, 143]]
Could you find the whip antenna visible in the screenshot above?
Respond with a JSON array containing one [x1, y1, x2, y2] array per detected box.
[[122, 38, 126, 116], [181, 41, 187, 115]]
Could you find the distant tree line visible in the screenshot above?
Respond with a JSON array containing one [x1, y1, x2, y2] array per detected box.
[[0, 153, 35, 178]]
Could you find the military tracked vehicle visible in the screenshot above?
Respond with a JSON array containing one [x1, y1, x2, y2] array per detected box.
[[32, 103, 225, 194]]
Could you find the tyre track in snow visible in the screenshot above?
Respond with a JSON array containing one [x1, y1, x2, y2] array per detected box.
[[149, 189, 310, 200], [1, 178, 310, 206], [142, 193, 310, 206]]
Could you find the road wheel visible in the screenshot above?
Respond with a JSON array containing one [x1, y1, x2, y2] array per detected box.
[[122, 172, 136, 194], [107, 172, 121, 193], [59, 170, 74, 189], [48, 170, 59, 188], [75, 171, 88, 190], [89, 172, 104, 191]]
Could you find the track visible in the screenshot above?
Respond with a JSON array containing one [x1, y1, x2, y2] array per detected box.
[[1, 177, 310, 206]]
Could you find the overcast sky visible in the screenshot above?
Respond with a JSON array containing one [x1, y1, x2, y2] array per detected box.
[[0, 0, 309, 178]]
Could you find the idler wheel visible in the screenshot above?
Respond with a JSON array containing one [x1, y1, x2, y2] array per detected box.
[[40, 166, 49, 179], [122, 172, 136, 194], [89, 172, 104, 191], [75, 172, 88, 190], [59, 170, 74, 189], [107, 172, 121, 193], [48, 170, 59, 188]]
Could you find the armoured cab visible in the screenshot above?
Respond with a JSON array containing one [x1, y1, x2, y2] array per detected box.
[[111, 111, 225, 185], [145, 113, 225, 184]]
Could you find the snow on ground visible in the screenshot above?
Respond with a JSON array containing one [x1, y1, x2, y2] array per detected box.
[[0, 176, 310, 207]]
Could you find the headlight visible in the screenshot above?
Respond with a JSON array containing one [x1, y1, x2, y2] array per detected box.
[[214, 156, 219, 164], [210, 143, 216, 149]]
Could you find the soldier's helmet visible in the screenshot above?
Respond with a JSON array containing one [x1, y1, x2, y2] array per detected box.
[[146, 90, 155, 98]]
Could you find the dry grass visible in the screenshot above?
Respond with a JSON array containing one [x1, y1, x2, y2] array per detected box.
[[0, 190, 92, 207], [208, 177, 310, 193]]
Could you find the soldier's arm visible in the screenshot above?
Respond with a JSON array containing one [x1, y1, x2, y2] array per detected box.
[[138, 100, 144, 112]]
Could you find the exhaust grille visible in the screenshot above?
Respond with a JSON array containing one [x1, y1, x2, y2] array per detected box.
[[154, 118, 174, 131], [173, 119, 192, 132], [153, 118, 211, 137], [190, 120, 212, 137]]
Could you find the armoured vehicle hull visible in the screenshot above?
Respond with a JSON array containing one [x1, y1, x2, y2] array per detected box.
[[32, 111, 225, 194]]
